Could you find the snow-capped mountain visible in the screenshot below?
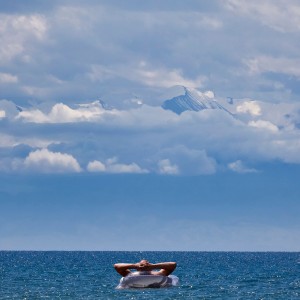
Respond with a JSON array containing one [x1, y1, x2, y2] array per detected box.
[[161, 86, 229, 115]]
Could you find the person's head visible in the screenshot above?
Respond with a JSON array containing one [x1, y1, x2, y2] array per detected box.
[[137, 259, 150, 270]]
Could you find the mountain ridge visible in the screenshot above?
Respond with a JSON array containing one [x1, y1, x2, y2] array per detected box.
[[161, 86, 230, 115]]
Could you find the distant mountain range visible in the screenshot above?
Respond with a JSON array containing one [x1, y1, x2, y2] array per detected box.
[[161, 86, 230, 115], [1, 85, 300, 131]]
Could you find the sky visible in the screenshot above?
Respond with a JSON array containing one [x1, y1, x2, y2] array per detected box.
[[0, 0, 300, 251]]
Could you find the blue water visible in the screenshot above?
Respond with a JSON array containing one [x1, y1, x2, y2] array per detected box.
[[0, 251, 299, 299]]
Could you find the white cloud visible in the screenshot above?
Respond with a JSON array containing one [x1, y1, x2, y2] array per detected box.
[[24, 148, 81, 173], [156, 146, 217, 175], [17, 108, 49, 123], [0, 72, 18, 83], [224, 0, 300, 33], [204, 90, 215, 99], [0, 110, 5, 118], [16, 101, 178, 129], [270, 139, 300, 164], [0, 133, 56, 148], [87, 160, 106, 172], [248, 120, 278, 132], [228, 160, 258, 173], [107, 162, 148, 174], [0, 1, 299, 106], [258, 102, 300, 130], [236, 101, 261, 116], [135, 64, 205, 88], [48, 103, 100, 122], [17, 101, 117, 123], [245, 56, 300, 78], [221, 98, 300, 131], [88, 62, 206, 89], [158, 159, 179, 175], [0, 14, 47, 62], [12, 15, 47, 40], [87, 158, 148, 174]]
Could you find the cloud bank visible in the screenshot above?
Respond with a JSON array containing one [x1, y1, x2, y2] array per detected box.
[[1, 1, 300, 175], [1, 0, 300, 105], [1, 87, 300, 175]]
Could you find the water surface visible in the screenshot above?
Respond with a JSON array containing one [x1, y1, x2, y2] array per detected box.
[[0, 251, 299, 299]]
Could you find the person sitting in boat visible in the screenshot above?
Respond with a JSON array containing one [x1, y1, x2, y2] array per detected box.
[[114, 259, 177, 277]]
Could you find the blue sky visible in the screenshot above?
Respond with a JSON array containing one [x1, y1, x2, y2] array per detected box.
[[0, 0, 300, 250]]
